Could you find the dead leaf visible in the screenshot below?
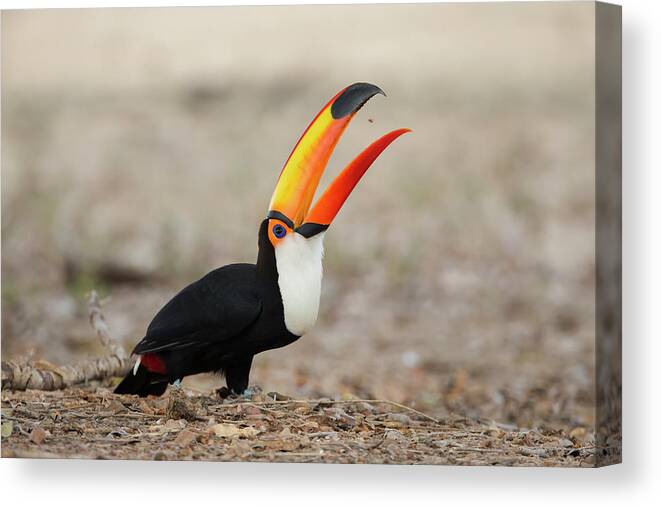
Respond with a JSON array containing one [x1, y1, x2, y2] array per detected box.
[[294, 405, 312, 416], [107, 400, 128, 414], [147, 419, 186, 435], [1, 421, 13, 438], [225, 440, 253, 458], [208, 423, 259, 439], [385, 429, 407, 442], [173, 428, 199, 447], [323, 408, 356, 429], [355, 402, 376, 414], [279, 426, 292, 437], [165, 419, 185, 430], [30, 426, 47, 445], [569, 427, 588, 442], [300, 421, 319, 432], [240, 405, 262, 416]]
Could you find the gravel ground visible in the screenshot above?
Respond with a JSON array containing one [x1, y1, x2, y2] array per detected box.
[[1, 387, 596, 466]]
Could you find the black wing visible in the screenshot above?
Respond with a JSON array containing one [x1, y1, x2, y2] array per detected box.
[[133, 264, 262, 354]]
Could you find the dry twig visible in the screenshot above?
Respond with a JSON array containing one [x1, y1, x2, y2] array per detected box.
[[1, 291, 130, 391], [215, 398, 441, 425]]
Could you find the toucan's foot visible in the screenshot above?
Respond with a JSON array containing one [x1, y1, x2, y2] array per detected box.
[[216, 385, 262, 401], [239, 385, 264, 399], [239, 387, 256, 399]]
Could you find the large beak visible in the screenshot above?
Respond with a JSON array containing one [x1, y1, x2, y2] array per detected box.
[[296, 128, 411, 237], [268, 82, 385, 228]]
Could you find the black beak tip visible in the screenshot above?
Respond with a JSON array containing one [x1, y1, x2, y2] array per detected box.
[[330, 82, 386, 119]]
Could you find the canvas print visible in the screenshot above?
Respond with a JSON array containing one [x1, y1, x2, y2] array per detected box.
[[1, 1, 621, 466]]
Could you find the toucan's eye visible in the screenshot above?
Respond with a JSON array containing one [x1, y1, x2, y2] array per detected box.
[[272, 224, 286, 239]]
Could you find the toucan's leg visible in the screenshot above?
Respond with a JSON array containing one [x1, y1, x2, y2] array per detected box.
[[225, 355, 254, 395]]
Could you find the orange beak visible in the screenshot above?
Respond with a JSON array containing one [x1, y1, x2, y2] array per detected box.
[[268, 83, 409, 234], [297, 128, 410, 237]]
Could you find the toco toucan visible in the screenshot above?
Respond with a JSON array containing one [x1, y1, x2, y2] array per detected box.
[[115, 82, 409, 397]]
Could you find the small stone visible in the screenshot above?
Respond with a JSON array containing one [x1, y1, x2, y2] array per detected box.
[[559, 438, 575, 448]]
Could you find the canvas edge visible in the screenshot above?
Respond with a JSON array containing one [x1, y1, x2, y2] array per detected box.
[[594, 0, 622, 467]]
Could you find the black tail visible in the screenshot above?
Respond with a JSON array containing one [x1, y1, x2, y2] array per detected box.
[[114, 365, 168, 397]]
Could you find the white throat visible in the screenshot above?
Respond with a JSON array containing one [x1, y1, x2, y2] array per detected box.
[[274, 232, 325, 336]]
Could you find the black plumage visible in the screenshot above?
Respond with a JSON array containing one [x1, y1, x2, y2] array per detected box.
[[115, 219, 298, 396]]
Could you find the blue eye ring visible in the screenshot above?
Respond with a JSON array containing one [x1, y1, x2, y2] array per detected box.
[[272, 224, 287, 239]]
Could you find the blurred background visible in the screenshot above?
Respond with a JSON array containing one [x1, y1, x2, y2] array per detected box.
[[2, 3, 596, 432]]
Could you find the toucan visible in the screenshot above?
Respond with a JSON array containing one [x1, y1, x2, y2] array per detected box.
[[115, 82, 409, 397]]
